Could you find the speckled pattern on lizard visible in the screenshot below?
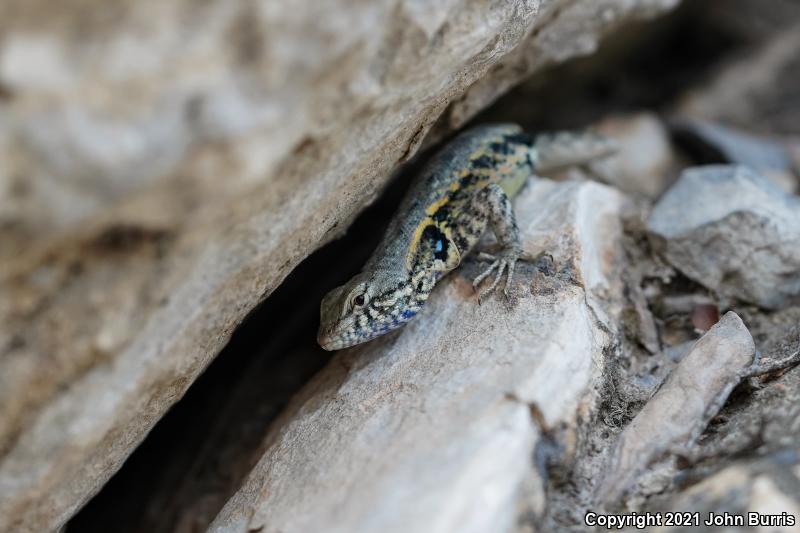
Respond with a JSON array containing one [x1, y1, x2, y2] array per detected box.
[[318, 123, 616, 351]]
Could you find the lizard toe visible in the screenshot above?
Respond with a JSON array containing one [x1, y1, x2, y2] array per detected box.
[[474, 248, 524, 300], [473, 259, 499, 289], [503, 258, 517, 297]]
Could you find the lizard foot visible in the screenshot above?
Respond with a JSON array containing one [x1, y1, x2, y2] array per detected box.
[[472, 249, 552, 301], [472, 248, 520, 301]]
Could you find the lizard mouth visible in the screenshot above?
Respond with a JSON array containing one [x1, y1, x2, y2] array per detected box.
[[317, 325, 347, 351], [316, 328, 335, 351], [318, 339, 339, 351], [318, 324, 373, 351]]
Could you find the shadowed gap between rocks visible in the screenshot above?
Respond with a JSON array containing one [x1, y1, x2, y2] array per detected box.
[[65, 154, 425, 533], [474, 1, 746, 130]]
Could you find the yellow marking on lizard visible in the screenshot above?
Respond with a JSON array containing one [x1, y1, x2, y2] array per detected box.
[[318, 124, 618, 351], [403, 150, 497, 270], [404, 214, 462, 271], [405, 198, 448, 270]]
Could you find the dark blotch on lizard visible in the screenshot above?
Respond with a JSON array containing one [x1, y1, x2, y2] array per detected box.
[[317, 123, 617, 350]]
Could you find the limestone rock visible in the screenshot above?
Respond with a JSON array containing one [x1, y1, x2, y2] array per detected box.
[[589, 112, 680, 198], [657, 464, 800, 532], [647, 165, 800, 310], [598, 311, 756, 503], [437, 0, 681, 131], [648, 310, 800, 530], [0, 1, 680, 531], [671, 118, 798, 194], [208, 179, 628, 533]]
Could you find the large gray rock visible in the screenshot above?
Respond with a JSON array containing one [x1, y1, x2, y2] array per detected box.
[[671, 119, 792, 173], [589, 112, 680, 198], [598, 312, 756, 503], [647, 165, 800, 309], [0, 1, 680, 531], [650, 313, 800, 531], [656, 463, 800, 533], [209, 179, 628, 533], [671, 118, 797, 194]]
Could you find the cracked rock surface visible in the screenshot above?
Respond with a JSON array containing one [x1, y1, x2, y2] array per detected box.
[[209, 179, 628, 533], [0, 1, 680, 531], [598, 311, 756, 503], [647, 165, 800, 310], [7, 1, 800, 532]]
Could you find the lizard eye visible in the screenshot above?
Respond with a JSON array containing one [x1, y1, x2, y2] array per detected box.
[[342, 285, 369, 317]]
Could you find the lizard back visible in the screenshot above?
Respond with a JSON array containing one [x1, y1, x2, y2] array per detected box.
[[317, 123, 616, 350], [367, 123, 536, 280]]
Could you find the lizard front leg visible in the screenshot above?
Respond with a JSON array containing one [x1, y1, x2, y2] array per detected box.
[[471, 182, 524, 299]]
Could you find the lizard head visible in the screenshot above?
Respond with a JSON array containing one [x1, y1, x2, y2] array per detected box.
[[317, 271, 430, 351]]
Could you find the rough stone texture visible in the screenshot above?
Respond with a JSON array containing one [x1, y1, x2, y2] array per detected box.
[[656, 464, 800, 533], [589, 112, 681, 198], [598, 311, 756, 504], [645, 309, 800, 532], [435, 0, 681, 132], [647, 165, 800, 310], [671, 118, 798, 194], [0, 1, 681, 531], [671, 119, 792, 173], [208, 179, 628, 533]]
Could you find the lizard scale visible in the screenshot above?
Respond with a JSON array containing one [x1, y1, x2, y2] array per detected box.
[[318, 123, 616, 350]]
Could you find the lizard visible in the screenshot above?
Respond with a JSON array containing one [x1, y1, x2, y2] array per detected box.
[[317, 123, 616, 351]]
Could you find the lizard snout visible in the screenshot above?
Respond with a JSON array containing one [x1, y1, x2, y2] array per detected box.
[[317, 324, 339, 351]]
